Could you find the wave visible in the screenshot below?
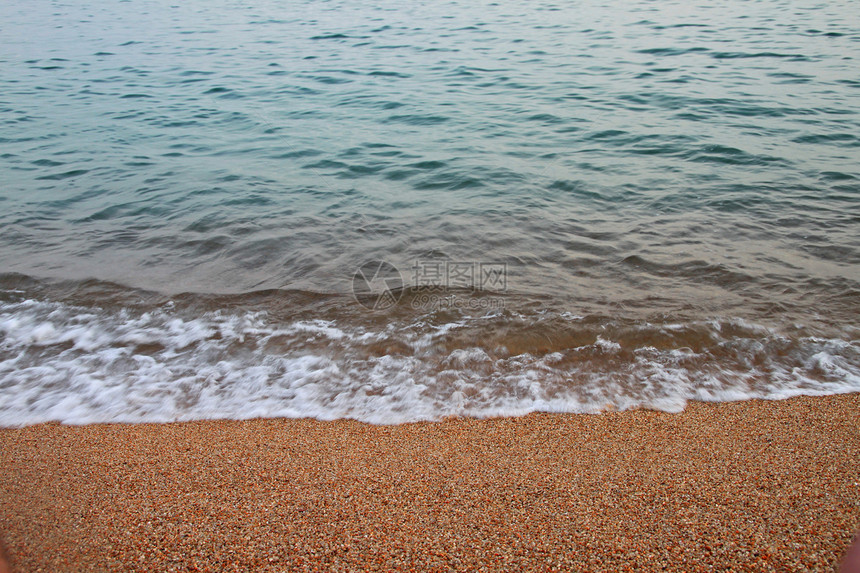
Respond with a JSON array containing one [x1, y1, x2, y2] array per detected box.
[[0, 277, 857, 426]]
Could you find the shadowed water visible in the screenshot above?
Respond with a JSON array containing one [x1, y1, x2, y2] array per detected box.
[[0, 0, 858, 424]]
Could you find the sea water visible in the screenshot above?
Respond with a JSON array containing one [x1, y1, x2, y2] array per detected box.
[[1, 0, 858, 424]]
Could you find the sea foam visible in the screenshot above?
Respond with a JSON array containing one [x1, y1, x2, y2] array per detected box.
[[1, 296, 857, 426]]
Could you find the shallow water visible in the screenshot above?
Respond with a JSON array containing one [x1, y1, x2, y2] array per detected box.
[[1, 0, 858, 424]]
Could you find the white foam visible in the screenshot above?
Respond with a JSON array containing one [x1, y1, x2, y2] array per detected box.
[[594, 336, 622, 353], [0, 297, 858, 427]]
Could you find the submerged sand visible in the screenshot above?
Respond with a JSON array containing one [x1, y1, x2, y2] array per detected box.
[[0, 393, 858, 572]]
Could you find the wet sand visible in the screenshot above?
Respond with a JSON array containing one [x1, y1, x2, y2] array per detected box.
[[0, 393, 858, 572]]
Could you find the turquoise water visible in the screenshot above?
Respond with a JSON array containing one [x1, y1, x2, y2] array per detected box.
[[1, 0, 858, 424]]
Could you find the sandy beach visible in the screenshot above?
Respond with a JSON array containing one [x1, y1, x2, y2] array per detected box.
[[0, 393, 858, 572]]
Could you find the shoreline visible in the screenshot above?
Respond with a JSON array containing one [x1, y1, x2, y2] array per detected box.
[[1, 393, 858, 571]]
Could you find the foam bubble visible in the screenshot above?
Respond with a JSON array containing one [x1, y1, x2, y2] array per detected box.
[[0, 296, 858, 426]]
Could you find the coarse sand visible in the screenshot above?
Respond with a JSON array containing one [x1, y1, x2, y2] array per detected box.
[[0, 393, 858, 572]]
